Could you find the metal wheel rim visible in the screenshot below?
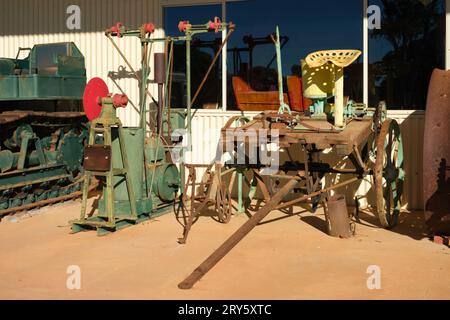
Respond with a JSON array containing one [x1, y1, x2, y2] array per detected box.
[[374, 119, 405, 228]]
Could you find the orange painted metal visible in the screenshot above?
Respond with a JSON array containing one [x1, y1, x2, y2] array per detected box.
[[232, 76, 294, 111]]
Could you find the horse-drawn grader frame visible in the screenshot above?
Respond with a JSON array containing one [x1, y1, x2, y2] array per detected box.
[[177, 28, 405, 289]]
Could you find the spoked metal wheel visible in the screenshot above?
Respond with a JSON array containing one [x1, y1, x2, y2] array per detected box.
[[222, 116, 256, 212], [374, 119, 405, 228]]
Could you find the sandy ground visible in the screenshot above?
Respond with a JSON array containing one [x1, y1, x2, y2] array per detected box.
[[0, 198, 448, 300]]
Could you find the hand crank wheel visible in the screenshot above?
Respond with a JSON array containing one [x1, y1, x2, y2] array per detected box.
[[374, 119, 405, 228]]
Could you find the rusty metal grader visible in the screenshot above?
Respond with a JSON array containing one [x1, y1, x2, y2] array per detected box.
[[178, 27, 405, 289]]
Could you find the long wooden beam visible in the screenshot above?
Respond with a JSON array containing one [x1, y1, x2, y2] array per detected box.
[[178, 177, 299, 289]]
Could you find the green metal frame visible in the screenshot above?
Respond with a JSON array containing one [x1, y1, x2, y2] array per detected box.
[[72, 98, 138, 232], [107, 20, 231, 200]]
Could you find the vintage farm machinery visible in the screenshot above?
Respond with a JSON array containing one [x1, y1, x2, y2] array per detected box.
[[178, 27, 405, 289], [0, 43, 88, 218], [70, 18, 235, 235]]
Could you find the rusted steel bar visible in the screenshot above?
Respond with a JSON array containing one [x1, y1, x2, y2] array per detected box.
[[254, 171, 270, 201], [178, 177, 299, 290], [275, 176, 359, 210]]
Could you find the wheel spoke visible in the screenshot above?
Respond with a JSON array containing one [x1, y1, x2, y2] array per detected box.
[[391, 180, 400, 209], [375, 119, 404, 228], [385, 182, 392, 222], [386, 128, 393, 167], [392, 140, 398, 168], [398, 167, 406, 180]]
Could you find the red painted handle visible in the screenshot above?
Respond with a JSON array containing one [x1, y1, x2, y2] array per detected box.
[[209, 17, 222, 33], [109, 22, 124, 37], [143, 23, 155, 34], [112, 94, 128, 108]]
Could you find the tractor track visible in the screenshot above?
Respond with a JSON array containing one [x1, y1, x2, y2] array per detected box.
[[0, 110, 91, 220], [0, 179, 98, 219]]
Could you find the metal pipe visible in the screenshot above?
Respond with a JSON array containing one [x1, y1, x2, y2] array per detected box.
[[186, 36, 191, 138], [167, 41, 175, 137], [222, 0, 227, 111], [363, 0, 369, 106], [157, 84, 164, 134], [154, 52, 166, 134]]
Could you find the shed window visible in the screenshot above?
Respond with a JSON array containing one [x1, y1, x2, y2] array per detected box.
[[369, 0, 445, 109], [164, 4, 223, 109], [226, 0, 363, 110]]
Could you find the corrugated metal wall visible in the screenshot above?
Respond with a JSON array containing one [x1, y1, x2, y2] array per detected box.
[[0, 0, 162, 126]]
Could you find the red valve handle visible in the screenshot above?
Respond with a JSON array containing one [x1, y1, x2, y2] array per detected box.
[[112, 94, 128, 108], [109, 22, 124, 37], [209, 17, 222, 33], [178, 20, 190, 33], [142, 23, 155, 34]]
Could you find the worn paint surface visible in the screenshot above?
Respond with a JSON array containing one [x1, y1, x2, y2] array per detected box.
[[423, 69, 450, 234]]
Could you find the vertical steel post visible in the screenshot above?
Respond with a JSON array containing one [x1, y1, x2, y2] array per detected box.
[[363, 0, 369, 106], [274, 26, 290, 114], [140, 42, 147, 129], [104, 128, 114, 225], [186, 34, 192, 137], [154, 52, 166, 134], [181, 34, 192, 194], [222, 0, 227, 111], [275, 27, 284, 106], [141, 41, 150, 199]]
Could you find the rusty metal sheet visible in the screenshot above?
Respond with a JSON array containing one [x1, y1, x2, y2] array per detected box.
[[83, 145, 111, 172], [423, 68, 450, 235]]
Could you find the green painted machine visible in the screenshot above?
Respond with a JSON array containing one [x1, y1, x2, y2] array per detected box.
[[70, 77, 180, 235], [70, 18, 233, 235], [0, 42, 88, 218]]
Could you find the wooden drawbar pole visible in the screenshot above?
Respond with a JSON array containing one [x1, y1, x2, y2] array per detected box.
[[178, 178, 299, 289]]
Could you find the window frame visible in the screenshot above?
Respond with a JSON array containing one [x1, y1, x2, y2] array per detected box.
[[159, 0, 228, 111], [159, 0, 449, 111]]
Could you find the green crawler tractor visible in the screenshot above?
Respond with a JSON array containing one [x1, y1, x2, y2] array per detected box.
[[0, 42, 88, 217]]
